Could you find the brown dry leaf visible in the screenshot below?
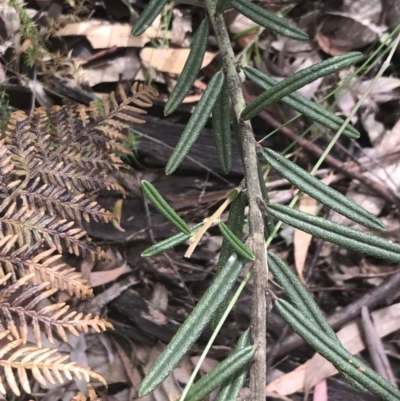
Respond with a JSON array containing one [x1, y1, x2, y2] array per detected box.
[[112, 340, 142, 398], [87, 275, 139, 315], [71, 385, 102, 401], [71, 393, 86, 401], [140, 48, 217, 75], [266, 302, 400, 396], [316, 14, 380, 56], [170, 8, 192, 46], [332, 117, 400, 228], [56, 21, 168, 49], [190, 356, 219, 373], [84, 51, 143, 86], [89, 263, 131, 287], [294, 194, 318, 284], [85, 334, 129, 386], [313, 379, 328, 401]]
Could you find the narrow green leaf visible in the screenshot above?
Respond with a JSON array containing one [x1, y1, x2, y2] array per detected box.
[[218, 222, 254, 260], [185, 346, 254, 401], [231, 0, 308, 41], [139, 254, 245, 396], [263, 148, 384, 231], [241, 52, 363, 121], [275, 299, 400, 401], [215, 330, 251, 401], [245, 67, 360, 139], [166, 71, 225, 175], [141, 223, 203, 257], [141, 180, 191, 235], [268, 253, 338, 342], [217, 193, 247, 270], [216, 0, 233, 13], [164, 19, 209, 116], [268, 203, 400, 262], [212, 193, 246, 328], [232, 119, 244, 163], [131, 0, 168, 36], [257, 164, 275, 238], [212, 78, 232, 174]]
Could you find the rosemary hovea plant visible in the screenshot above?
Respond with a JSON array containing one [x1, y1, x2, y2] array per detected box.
[[133, 1, 400, 401]]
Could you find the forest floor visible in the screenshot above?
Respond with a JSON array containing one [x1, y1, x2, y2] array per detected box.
[[1, 0, 400, 400]]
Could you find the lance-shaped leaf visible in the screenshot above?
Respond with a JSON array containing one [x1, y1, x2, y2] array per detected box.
[[262, 148, 384, 231], [257, 163, 275, 238], [212, 78, 232, 174], [166, 71, 225, 175], [185, 346, 254, 401], [139, 254, 245, 396], [231, 0, 308, 41], [217, 193, 246, 272], [164, 19, 209, 116], [215, 330, 251, 401], [216, 0, 233, 13], [269, 254, 365, 390], [218, 222, 254, 260], [131, 0, 168, 36], [212, 192, 246, 328], [141, 223, 203, 257], [242, 52, 362, 121], [268, 252, 338, 342], [232, 119, 244, 163], [268, 203, 400, 263], [141, 180, 191, 235], [275, 299, 400, 401], [245, 67, 360, 139]]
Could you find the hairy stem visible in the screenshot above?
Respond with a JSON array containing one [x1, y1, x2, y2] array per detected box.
[[205, 2, 267, 399]]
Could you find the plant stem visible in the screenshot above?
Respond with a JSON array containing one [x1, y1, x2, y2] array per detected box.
[[205, 2, 267, 399]]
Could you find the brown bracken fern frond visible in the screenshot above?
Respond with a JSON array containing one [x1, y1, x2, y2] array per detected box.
[[0, 274, 111, 347], [0, 82, 157, 395], [0, 82, 157, 261], [0, 235, 93, 298], [0, 337, 106, 396]]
